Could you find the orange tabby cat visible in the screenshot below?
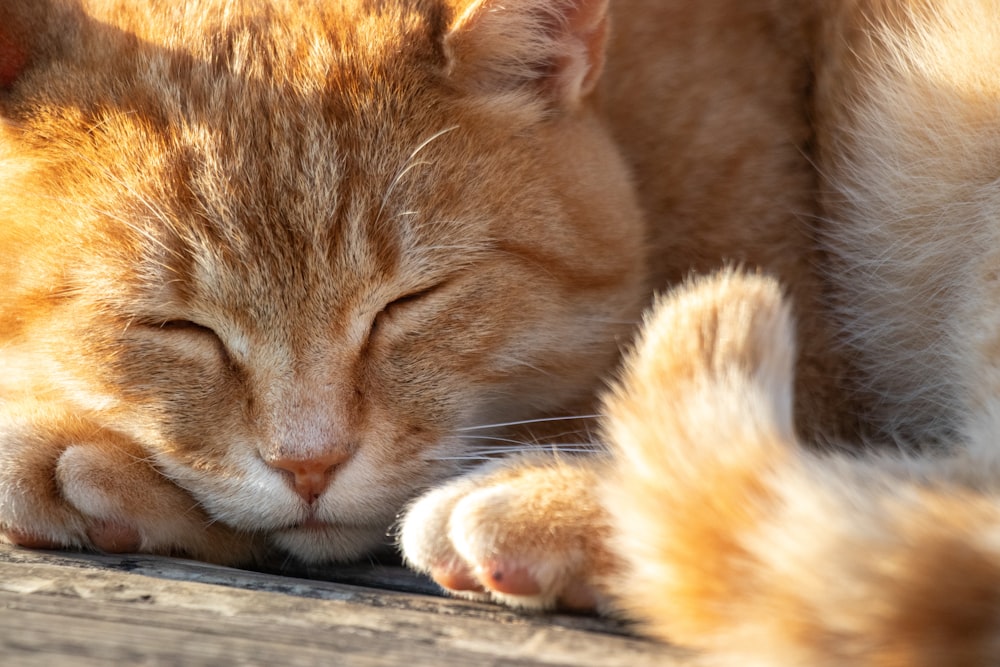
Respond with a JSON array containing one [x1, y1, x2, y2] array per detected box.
[[0, 0, 650, 564], [3, 0, 999, 664]]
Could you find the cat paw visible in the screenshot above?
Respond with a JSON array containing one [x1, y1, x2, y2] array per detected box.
[[399, 455, 616, 612], [0, 410, 262, 564]]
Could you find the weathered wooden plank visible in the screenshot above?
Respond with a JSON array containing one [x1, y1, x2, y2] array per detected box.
[[0, 545, 694, 666]]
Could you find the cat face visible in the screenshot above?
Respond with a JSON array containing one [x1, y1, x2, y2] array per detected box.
[[0, 0, 644, 561]]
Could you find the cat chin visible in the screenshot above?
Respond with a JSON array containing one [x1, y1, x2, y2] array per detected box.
[[270, 522, 389, 563]]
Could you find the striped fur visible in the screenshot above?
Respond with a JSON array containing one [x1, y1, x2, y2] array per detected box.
[[4, 0, 1000, 662]]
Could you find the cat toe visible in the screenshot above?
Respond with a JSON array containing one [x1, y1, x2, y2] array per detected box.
[[477, 559, 604, 610], [463, 556, 578, 610], [399, 474, 481, 581], [467, 558, 599, 611], [476, 560, 542, 596], [430, 564, 487, 593], [86, 520, 142, 553], [402, 457, 613, 612], [5, 520, 142, 554], [3, 529, 67, 550]]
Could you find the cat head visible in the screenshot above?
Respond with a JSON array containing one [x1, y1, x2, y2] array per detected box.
[[0, 0, 645, 562]]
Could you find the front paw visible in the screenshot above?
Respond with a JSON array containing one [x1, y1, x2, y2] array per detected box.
[[0, 408, 262, 564], [400, 455, 615, 611]]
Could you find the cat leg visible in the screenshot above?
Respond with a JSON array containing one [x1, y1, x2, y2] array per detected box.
[[400, 453, 618, 611], [603, 270, 1000, 665], [0, 401, 263, 565], [400, 269, 796, 615]]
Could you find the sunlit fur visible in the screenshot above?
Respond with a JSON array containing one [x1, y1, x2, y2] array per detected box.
[[0, 0, 644, 564], [606, 271, 1000, 666], [5, 0, 1000, 662], [402, 0, 1000, 664]]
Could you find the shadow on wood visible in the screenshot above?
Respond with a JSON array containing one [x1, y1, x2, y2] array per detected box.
[[0, 544, 693, 666]]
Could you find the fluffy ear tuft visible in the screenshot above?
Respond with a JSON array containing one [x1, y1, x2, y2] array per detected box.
[[444, 0, 609, 110], [0, 0, 64, 93], [0, 24, 30, 90], [0, 0, 88, 97]]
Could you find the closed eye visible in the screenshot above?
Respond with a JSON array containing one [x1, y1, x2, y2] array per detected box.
[[145, 319, 234, 365], [156, 319, 216, 335], [385, 286, 439, 312], [370, 283, 445, 336]]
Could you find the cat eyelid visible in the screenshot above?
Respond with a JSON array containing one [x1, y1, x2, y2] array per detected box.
[[384, 283, 444, 312], [141, 318, 238, 366], [138, 318, 225, 344], [369, 281, 448, 335], [150, 319, 216, 335]]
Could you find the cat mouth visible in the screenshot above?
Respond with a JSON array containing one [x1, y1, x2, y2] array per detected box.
[[293, 516, 332, 530], [283, 513, 366, 532]]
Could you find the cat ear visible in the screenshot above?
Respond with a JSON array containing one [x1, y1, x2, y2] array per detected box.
[[0, 0, 67, 94], [443, 0, 609, 110], [0, 1, 90, 101], [0, 18, 31, 90]]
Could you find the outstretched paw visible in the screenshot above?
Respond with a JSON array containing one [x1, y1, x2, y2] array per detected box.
[[400, 455, 615, 612], [0, 407, 262, 564]]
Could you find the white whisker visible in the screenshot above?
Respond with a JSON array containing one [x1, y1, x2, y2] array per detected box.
[[456, 414, 602, 432], [439, 446, 602, 457], [375, 125, 459, 225], [455, 434, 538, 447], [433, 447, 603, 461]]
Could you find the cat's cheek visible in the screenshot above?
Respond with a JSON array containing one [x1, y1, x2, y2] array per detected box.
[[151, 453, 303, 531]]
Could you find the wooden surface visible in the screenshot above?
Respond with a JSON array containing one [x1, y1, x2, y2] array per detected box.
[[0, 543, 692, 666]]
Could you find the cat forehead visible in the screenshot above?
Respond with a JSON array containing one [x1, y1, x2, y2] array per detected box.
[[126, 128, 489, 320], [115, 0, 450, 84], [7, 0, 544, 310], [1, 0, 452, 129], [13, 2, 472, 248]]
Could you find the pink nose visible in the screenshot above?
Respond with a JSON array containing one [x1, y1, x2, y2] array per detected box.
[[266, 451, 350, 504]]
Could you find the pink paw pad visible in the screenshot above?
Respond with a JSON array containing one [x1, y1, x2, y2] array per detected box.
[[431, 566, 486, 593], [87, 521, 141, 553], [4, 529, 64, 550], [476, 561, 541, 596]]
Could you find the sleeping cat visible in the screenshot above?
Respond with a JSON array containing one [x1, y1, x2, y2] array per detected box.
[[2, 0, 998, 664], [0, 0, 653, 564]]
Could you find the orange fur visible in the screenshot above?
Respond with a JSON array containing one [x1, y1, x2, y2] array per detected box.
[[4, 0, 1000, 663], [0, 0, 644, 562], [604, 274, 1000, 666], [407, 0, 1000, 664]]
